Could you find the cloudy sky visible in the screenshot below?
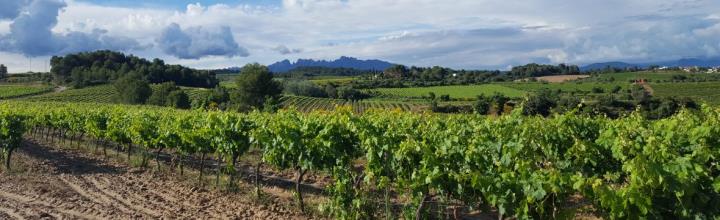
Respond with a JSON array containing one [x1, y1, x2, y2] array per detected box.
[[1, 0, 719, 72]]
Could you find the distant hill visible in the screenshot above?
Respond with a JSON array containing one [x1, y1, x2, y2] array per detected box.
[[581, 57, 720, 71], [268, 56, 394, 73]]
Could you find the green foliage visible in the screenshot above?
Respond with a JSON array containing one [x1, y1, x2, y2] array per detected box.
[[231, 63, 282, 111], [372, 84, 526, 99], [0, 110, 28, 170], [113, 73, 152, 104], [0, 85, 53, 99], [383, 64, 409, 79], [166, 90, 191, 109], [283, 80, 327, 98], [147, 82, 179, 106], [474, 95, 491, 114], [50, 50, 218, 88], [4, 101, 720, 219], [509, 63, 580, 78]]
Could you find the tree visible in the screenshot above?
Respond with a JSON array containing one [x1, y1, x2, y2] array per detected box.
[[113, 72, 152, 104], [324, 84, 338, 99], [167, 90, 191, 109], [0, 64, 7, 79], [491, 93, 509, 115], [474, 95, 491, 115], [147, 82, 179, 106], [522, 93, 556, 116], [383, 65, 409, 79], [231, 63, 282, 111]]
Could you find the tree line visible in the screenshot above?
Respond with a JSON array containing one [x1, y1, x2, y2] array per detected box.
[[50, 50, 218, 88]]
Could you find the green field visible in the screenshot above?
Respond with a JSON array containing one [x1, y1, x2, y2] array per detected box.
[[652, 82, 720, 105], [372, 84, 526, 99], [0, 84, 54, 99]]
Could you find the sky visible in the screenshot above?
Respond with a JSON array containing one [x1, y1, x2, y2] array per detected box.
[[1, 0, 719, 72]]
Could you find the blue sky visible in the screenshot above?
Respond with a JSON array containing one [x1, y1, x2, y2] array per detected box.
[[1, 0, 719, 72]]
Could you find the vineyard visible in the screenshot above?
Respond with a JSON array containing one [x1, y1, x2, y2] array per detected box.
[[0, 84, 53, 99], [280, 96, 427, 113], [371, 84, 526, 99], [19, 85, 210, 104], [1, 100, 719, 219], [652, 82, 720, 105]]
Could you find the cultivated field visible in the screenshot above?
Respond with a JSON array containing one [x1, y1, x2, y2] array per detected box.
[[652, 82, 720, 105], [1, 136, 307, 219], [372, 84, 526, 99], [0, 84, 53, 99], [280, 96, 427, 113], [19, 85, 210, 104], [533, 74, 589, 82]]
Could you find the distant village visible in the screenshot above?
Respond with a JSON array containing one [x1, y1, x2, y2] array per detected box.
[[654, 66, 720, 73]]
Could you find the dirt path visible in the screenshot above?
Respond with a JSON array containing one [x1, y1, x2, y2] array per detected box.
[[0, 139, 308, 219]]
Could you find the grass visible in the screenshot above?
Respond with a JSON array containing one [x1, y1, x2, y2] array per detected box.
[[0, 84, 54, 99], [371, 84, 526, 99], [651, 82, 720, 105]]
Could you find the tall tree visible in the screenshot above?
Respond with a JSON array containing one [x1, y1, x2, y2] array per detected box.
[[231, 63, 282, 111]]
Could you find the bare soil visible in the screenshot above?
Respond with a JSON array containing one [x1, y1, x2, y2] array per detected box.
[[534, 75, 590, 83], [0, 138, 311, 219]]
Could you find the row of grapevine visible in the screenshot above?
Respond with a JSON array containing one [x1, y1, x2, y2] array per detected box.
[[0, 84, 54, 99], [280, 96, 424, 113], [20, 85, 210, 104], [1, 100, 719, 219]]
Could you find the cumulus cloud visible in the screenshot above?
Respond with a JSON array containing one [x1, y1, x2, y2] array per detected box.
[[157, 23, 249, 59], [0, 0, 145, 57], [4, 0, 720, 70], [272, 45, 302, 55]]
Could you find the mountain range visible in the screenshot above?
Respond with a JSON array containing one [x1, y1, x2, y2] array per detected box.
[[581, 57, 720, 71], [267, 56, 394, 73]]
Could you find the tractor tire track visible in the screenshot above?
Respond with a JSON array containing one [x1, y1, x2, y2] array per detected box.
[[0, 199, 26, 220], [59, 175, 141, 218], [0, 188, 102, 219], [86, 175, 164, 217]]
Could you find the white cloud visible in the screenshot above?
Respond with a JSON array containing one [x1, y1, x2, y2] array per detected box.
[[0, 0, 719, 70]]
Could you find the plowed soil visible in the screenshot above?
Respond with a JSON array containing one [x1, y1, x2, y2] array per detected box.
[[0, 138, 309, 219]]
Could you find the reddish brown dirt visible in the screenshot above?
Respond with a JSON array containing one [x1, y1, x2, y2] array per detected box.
[[534, 75, 590, 82], [0, 139, 310, 219]]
